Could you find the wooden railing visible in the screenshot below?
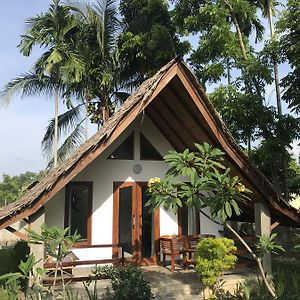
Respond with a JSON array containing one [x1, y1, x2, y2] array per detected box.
[[43, 244, 123, 284], [231, 236, 257, 269]]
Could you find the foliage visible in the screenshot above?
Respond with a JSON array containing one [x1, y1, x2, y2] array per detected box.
[[277, 0, 300, 113], [147, 143, 278, 298], [195, 237, 237, 286], [219, 269, 300, 299], [0, 242, 29, 275], [89, 265, 154, 300], [256, 233, 285, 256], [118, 0, 189, 85], [0, 280, 21, 300], [147, 142, 251, 221], [172, 0, 300, 199], [0, 171, 42, 206], [26, 224, 81, 262], [0, 224, 80, 299], [238, 222, 255, 237]]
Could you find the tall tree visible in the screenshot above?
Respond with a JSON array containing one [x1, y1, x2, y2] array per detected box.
[[253, 0, 282, 115], [19, 0, 85, 167], [172, 0, 300, 198], [42, 0, 129, 165], [1, 0, 84, 168], [0, 172, 42, 207], [277, 0, 300, 113], [118, 0, 189, 85]]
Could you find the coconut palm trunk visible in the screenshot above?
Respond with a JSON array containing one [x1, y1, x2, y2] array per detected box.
[[266, 0, 288, 198], [266, 0, 282, 116], [85, 95, 89, 141], [54, 86, 59, 168]]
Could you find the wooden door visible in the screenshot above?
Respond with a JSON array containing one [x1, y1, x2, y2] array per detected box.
[[113, 182, 160, 264]]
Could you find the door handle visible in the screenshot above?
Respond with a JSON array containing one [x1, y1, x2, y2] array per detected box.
[[132, 215, 136, 229]]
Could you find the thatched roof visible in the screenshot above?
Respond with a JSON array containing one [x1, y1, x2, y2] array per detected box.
[[1, 58, 300, 229]]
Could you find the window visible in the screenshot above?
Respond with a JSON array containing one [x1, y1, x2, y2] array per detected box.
[[178, 203, 200, 235], [140, 133, 163, 160], [65, 182, 92, 244], [108, 133, 134, 160]]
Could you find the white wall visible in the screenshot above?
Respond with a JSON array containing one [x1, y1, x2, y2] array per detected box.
[[44, 115, 221, 260], [0, 220, 28, 245], [200, 207, 222, 237]]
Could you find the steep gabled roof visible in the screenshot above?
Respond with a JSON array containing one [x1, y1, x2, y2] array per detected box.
[[0, 58, 299, 229]]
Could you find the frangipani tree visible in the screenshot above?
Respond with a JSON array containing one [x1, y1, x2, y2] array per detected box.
[[147, 142, 277, 298]]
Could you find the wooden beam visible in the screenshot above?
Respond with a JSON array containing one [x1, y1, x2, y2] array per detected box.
[[153, 97, 195, 149], [164, 84, 213, 145], [5, 226, 29, 241], [160, 91, 205, 144], [271, 221, 280, 231], [44, 258, 122, 269], [147, 105, 186, 151]]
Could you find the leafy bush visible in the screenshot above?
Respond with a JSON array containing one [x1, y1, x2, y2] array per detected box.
[[0, 241, 29, 276], [219, 272, 300, 300], [195, 237, 237, 286], [93, 265, 154, 300]]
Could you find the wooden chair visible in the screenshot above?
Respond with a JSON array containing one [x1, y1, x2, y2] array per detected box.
[[184, 234, 216, 265], [160, 235, 185, 272]]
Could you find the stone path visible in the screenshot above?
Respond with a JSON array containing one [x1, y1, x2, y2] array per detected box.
[[142, 266, 257, 299], [66, 265, 257, 299]]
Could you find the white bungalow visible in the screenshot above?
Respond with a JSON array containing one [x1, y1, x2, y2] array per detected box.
[[0, 59, 299, 268]]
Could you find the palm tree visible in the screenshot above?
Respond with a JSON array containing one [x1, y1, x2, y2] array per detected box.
[[1, 0, 84, 168], [252, 0, 282, 115], [41, 0, 129, 165], [73, 0, 123, 124]]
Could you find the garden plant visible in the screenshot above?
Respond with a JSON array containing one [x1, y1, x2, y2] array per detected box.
[[147, 142, 284, 298]]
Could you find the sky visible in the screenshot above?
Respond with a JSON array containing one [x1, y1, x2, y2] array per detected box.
[[0, 1, 63, 176], [0, 0, 294, 178]]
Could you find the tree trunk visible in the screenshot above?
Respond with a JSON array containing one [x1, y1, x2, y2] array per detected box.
[[101, 106, 109, 124], [267, 0, 282, 116], [85, 96, 89, 141], [227, 58, 231, 85], [247, 136, 252, 157], [225, 223, 277, 298], [53, 87, 59, 168], [229, 12, 248, 61], [281, 153, 289, 200], [267, 1, 288, 198], [224, 0, 262, 98]]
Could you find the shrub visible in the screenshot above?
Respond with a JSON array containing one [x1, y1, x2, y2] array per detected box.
[[94, 265, 154, 300], [195, 237, 237, 286], [0, 241, 29, 275]]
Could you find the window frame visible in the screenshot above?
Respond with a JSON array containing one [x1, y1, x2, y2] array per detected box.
[[139, 133, 163, 161], [65, 181, 93, 246], [107, 132, 135, 160], [178, 205, 200, 236]]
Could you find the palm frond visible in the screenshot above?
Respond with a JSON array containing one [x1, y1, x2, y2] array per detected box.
[[42, 104, 84, 158], [0, 73, 55, 107], [91, 0, 120, 57], [46, 123, 85, 168]]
